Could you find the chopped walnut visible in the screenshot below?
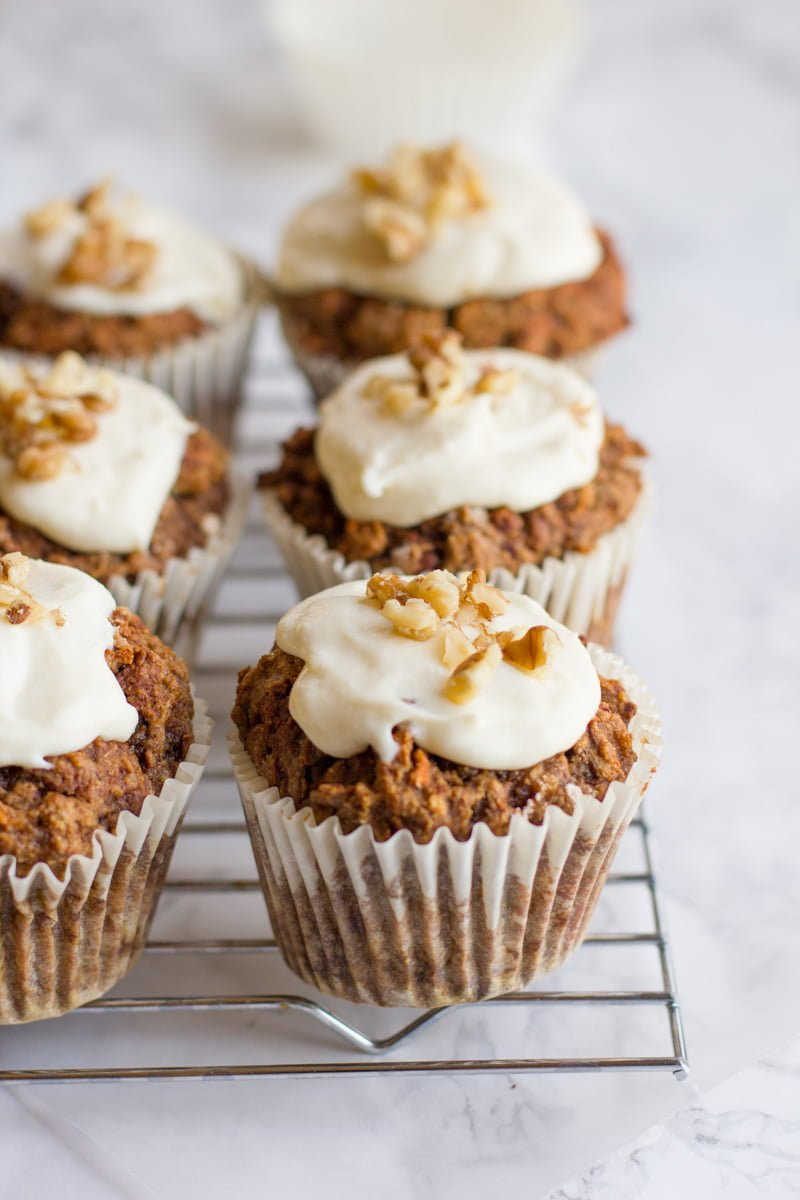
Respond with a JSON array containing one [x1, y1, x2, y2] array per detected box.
[[0, 553, 66, 627], [24, 198, 75, 238], [406, 569, 461, 619], [475, 365, 519, 397], [24, 177, 158, 292], [569, 400, 595, 427], [361, 374, 419, 416], [497, 625, 555, 673], [362, 330, 519, 417], [463, 568, 510, 619], [353, 142, 489, 263], [440, 624, 475, 670], [365, 567, 559, 705], [0, 352, 117, 482], [444, 642, 503, 705], [382, 596, 440, 641], [362, 197, 428, 264]]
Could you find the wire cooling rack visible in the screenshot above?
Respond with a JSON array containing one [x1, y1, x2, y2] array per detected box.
[[0, 322, 689, 1083]]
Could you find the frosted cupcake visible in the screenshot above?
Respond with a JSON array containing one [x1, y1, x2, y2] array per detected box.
[[0, 179, 260, 438], [273, 142, 628, 398], [262, 333, 648, 644], [0, 351, 249, 658], [230, 571, 660, 1006], [0, 553, 211, 1022]]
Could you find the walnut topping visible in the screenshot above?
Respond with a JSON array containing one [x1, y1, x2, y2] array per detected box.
[[0, 352, 117, 481], [354, 142, 489, 263], [569, 399, 595, 427], [366, 567, 558, 705], [362, 330, 519, 417], [443, 641, 503, 705], [463, 568, 510, 619], [24, 198, 75, 238], [497, 625, 555, 673], [0, 553, 66, 627], [362, 198, 428, 264], [24, 177, 158, 292], [382, 596, 440, 641]]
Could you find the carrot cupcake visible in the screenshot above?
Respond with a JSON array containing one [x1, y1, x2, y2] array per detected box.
[[272, 142, 628, 398], [262, 332, 648, 644], [230, 571, 660, 1006], [0, 351, 249, 657], [0, 552, 211, 1022], [0, 179, 260, 438]]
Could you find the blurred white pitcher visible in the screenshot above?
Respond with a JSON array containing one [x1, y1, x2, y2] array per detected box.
[[264, 0, 587, 157]]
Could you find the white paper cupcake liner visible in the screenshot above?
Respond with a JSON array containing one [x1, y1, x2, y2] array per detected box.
[[230, 647, 660, 1007], [0, 255, 263, 443], [262, 477, 652, 646], [0, 697, 212, 1024], [108, 469, 252, 662]]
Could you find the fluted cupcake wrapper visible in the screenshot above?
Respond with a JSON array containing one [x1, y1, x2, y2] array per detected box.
[[0, 699, 212, 1024], [107, 469, 251, 662], [274, 305, 609, 403], [0, 255, 263, 444], [262, 478, 651, 646], [230, 647, 661, 1008]]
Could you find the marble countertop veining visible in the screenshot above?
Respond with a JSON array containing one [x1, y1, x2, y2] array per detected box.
[[0, 0, 799, 1196]]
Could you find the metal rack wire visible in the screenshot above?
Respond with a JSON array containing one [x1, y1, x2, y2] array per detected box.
[[0, 332, 689, 1084]]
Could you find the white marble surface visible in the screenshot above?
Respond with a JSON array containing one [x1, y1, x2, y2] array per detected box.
[[547, 1037, 800, 1200], [1, 0, 799, 1196]]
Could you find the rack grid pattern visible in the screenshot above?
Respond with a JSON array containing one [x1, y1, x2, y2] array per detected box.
[[0, 335, 689, 1084]]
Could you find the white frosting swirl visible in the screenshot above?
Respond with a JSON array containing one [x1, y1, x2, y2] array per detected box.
[[0, 559, 138, 769], [315, 348, 603, 526], [0, 362, 194, 554], [277, 158, 602, 307], [0, 195, 243, 323], [276, 581, 600, 770]]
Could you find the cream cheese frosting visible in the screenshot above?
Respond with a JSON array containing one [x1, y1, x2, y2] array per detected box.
[[0, 357, 194, 554], [0, 555, 138, 769], [276, 154, 603, 307], [0, 188, 243, 323], [315, 345, 604, 526], [276, 578, 601, 771]]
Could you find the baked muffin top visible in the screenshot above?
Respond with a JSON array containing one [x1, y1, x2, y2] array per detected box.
[[262, 334, 644, 573], [233, 571, 637, 843], [0, 353, 228, 580], [0, 554, 194, 875], [277, 142, 603, 308], [0, 178, 243, 326]]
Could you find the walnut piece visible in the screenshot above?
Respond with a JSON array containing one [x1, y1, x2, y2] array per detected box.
[[24, 198, 74, 238], [497, 625, 554, 673], [0, 553, 66, 628], [0, 352, 117, 482], [444, 642, 503, 705], [362, 330, 518, 417], [24, 177, 158, 292], [382, 596, 440, 641], [353, 142, 489, 263], [365, 567, 558, 706]]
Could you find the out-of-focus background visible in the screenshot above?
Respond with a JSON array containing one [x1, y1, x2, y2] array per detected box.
[[1, 1, 799, 1197]]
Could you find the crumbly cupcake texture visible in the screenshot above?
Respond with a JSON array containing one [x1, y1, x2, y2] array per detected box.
[[0, 282, 206, 357], [0, 178, 243, 357], [233, 570, 637, 844], [262, 334, 644, 575], [277, 229, 627, 365], [274, 143, 628, 365], [264, 423, 641, 574], [0, 353, 229, 582], [0, 604, 193, 877]]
